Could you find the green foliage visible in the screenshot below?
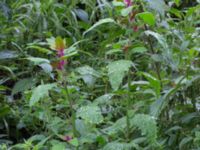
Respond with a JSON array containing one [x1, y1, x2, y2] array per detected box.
[[132, 114, 157, 144], [1, 0, 200, 149], [29, 83, 56, 106], [108, 60, 132, 91], [77, 105, 103, 124]]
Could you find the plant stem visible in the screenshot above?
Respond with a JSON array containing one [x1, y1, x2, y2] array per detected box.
[[144, 25, 163, 90], [125, 52, 131, 140], [65, 85, 79, 137], [62, 72, 79, 137]]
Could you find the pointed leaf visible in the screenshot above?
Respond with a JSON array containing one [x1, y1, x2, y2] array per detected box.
[[29, 83, 56, 106], [108, 60, 132, 91]]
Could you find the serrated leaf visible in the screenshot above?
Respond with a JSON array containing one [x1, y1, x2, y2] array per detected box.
[[131, 114, 157, 144], [108, 60, 132, 91], [29, 83, 56, 106], [76, 105, 103, 124]]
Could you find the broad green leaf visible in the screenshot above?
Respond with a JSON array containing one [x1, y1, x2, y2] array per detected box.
[[136, 12, 156, 26], [121, 6, 133, 17], [76, 66, 101, 87], [131, 114, 157, 144], [12, 78, 35, 95], [83, 18, 117, 36], [76, 66, 101, 78], [29, 83, 56, 106], [108, 60, 132, 91], [76, 105, 103, 124]]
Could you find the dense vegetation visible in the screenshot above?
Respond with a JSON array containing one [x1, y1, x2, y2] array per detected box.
[[0, 0, 200, 149]]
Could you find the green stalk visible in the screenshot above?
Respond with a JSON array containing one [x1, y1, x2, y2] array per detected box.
[[65, 85, 79, 137], [61, 72, 79, 138], [125, 52, 131, 140]]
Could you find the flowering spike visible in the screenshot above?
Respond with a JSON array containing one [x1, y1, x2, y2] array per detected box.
[[124, 0, 132, 7], [55, 36, 65, 51]]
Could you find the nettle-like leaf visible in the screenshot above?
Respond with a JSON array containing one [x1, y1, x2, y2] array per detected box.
[[76, 105, 103, 124], [131, 114, 157, 144], [29, 83, 56, 106], [103, 141, 139, 150], [108, 60, 132, 91], [103, 114, 157, 144]]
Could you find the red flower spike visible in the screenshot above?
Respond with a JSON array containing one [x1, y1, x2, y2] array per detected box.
[[54, 36, 66, 70], [124, 0, 132, 7]]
